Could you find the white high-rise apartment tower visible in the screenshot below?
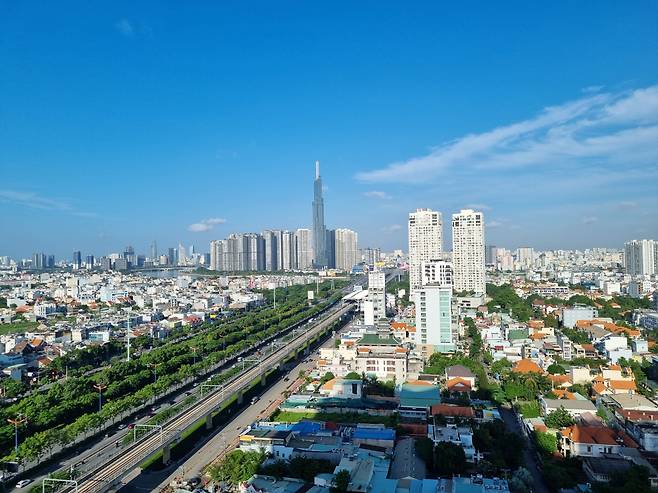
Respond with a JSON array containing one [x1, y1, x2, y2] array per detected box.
[[625, 239, 657, 276], [408, 209, 443, 292], [334, 228, 358, 271], [452, 209, 485, 295], [295, 229, 313, 270]]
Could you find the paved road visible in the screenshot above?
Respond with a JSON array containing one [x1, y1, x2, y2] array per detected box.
[[390, 438, 426, 480], [499, 407, 549, 493]]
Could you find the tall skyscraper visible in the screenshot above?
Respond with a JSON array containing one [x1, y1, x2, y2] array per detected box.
[[281, 231, 296, 271], [452, 209, 485, 295], [73, 251, 82, 270], [485, 245, 497, 266], [295, 228, 313, 270], [150, 240, 158, 261], [167, 247, 176, 266], [326, 229, 336, 269], [86, 255, 95, 269], [624, 239, 657, 276], [516, 247, 534, 270], [262, 230, 279, 271], [408, 209, 443, 292], [312, 161, 327, 268], [334, 228, 358, 271]]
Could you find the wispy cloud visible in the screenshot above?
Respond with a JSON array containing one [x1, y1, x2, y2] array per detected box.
[[488, 220, 504, 228], [356, 86, 658, 183], [115, 19, 135, 37], [582, 216, 599, 225], [188, 217, 227, 233], [364, 191, 391, 200], [0, 190, 98, 219], [582, 85, 604, 94], [464, 203, 491, 211], [0, 190, 71, 210], [617, 200, 639, 209], [381, 224, 402, 233]]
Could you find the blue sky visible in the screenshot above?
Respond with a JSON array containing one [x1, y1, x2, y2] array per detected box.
[[1, 1, 657, 259]]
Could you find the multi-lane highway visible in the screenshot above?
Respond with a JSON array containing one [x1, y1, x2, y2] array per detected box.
[[65, 301, 353, 493]]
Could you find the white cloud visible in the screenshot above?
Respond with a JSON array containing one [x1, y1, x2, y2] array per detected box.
[[381, 224, 402, 233], [582, 85, 604, 94], [188, 217, 227, 233], [0, 190, 71, 210], [115, 19, 135, 37], [618, 200, 639, 209], [488, 220, 504, 228], [582, 216, 598, 225], [364, 191, 391, 200], [465, 203, 491, 211], [356, 86, 658, 183]]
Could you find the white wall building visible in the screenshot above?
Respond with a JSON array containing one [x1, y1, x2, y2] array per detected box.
[[295, 228, 313, 270], [408, 209, 443, 292], [367, 270, 386, 322], [334, 229, 358, 271], [625, 239, 657, 276], [416, 259, 455, 352], [452, 209, 485, 295]]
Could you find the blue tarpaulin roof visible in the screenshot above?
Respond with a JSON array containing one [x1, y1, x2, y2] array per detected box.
[[353, 428, 395, 440]]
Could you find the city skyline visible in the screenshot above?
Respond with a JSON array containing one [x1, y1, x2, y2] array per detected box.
[[1, 2, 657, 258]]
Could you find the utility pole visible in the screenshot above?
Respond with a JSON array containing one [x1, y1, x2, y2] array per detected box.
[[93, 383, 107, 413], [149, 363, 160, 384], [7, 413, 27, 454], [273, 286, 276, 309]]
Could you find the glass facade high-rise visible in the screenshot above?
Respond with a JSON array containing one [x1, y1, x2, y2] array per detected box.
[[312, 161, 327, 268]]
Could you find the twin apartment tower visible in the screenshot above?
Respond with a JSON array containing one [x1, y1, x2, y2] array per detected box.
[[408, 208, 486, 353], [210, 161, 358, 272]]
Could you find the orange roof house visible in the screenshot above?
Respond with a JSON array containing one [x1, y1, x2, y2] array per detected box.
[[446, 377, 473, 393], [431, 404, 475, 418], [560, 424, 638, 450], [513, 359, 544, 374]]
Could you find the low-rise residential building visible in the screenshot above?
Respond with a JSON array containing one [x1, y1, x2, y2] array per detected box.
[[559, 424, 638, 458]]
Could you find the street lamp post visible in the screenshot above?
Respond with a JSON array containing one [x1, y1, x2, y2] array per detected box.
[[191, 347, 198, 366], [93, 383, 107, 413], [148, 363, 160, 384], [7, 413, 27, 455]]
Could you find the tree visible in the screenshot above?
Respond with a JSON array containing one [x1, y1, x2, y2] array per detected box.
[[321, 372, 335, 384], [433, 441, 467, 476], [509, 468, 534, 493], [534, 431, 558, 455], [207, 450, 265, 485], [331, 469, 350, 493], [344, 372, 361, 380], [545, 407, 575, 429], [547, 363, 566, 375]]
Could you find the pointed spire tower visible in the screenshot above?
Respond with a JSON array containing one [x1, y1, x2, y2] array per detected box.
[[312, 160, 327, 268]]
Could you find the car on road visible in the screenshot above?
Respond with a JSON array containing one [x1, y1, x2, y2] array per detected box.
[[251, 396, 259, 405], [128, 423, 135, 429], [283, 377, 290, 382], [16, 479, 32, 488], [117, 424, 127, 430]]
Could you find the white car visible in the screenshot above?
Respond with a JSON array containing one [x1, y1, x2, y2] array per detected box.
[[16, 479, 33, 488]]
